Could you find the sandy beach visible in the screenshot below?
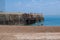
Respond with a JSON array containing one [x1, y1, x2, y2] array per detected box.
[[0, 25, 60, 33], [0, 25, 60, 40]]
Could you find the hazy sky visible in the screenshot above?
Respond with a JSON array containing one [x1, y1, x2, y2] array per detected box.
[[0, 0, 60, 15]]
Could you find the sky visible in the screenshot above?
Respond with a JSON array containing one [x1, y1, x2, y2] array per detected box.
[[0, 0, 5, 11], [0, 0, 60, 16]]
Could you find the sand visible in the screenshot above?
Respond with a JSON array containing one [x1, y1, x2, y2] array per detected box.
[[0, 25, 60, 40], [0, 25, 60, 33]]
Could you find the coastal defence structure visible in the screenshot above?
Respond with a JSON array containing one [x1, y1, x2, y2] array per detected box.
[[0, 12, 44, 25]]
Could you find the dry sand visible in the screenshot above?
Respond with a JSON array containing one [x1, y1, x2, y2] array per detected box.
[[0, 25, 60, 33], [0, 25, 60, 40]]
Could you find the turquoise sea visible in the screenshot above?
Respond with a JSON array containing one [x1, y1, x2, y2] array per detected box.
[[32, 16, 60, 26]]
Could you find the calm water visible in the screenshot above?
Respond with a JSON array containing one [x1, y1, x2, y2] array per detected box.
[[32, 16, 60, 26]]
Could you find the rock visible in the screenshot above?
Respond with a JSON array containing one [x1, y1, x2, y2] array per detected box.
[[0, 13, 44, 25]]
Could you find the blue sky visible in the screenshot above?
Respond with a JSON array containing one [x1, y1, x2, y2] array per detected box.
[[0, 0, 5, 11], [0, 0, 60, 15]]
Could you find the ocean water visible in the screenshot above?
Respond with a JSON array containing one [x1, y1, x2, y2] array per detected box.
[[32, 16, 60, 26]]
